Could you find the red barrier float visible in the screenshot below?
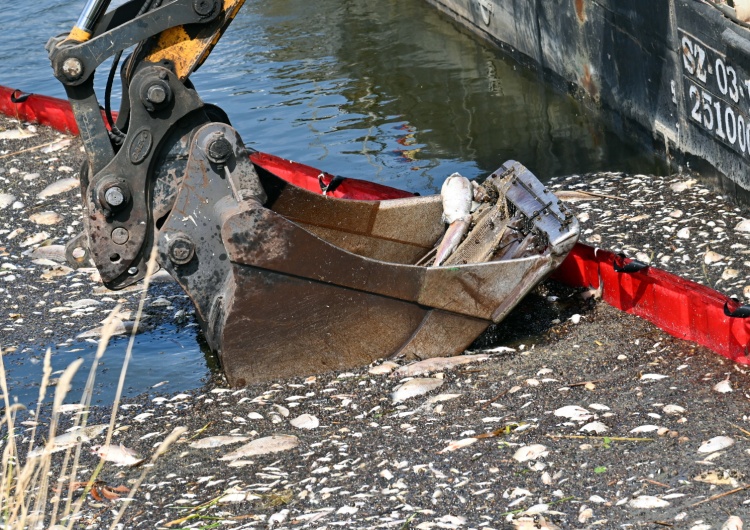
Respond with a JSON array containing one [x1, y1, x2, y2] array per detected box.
[[552, 244, 750, 364], [2, 83, 749, 362]]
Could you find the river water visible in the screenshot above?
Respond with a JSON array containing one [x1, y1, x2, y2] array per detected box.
[[1, 0, 666, 404]]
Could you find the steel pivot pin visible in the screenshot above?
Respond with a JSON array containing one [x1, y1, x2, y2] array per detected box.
[[169, 234, 195, 265]]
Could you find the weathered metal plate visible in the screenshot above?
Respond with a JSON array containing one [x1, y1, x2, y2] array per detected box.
[[423, 0, 750, 204]]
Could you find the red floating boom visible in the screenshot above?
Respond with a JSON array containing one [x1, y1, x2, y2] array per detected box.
[[1, 83, 748, 363]]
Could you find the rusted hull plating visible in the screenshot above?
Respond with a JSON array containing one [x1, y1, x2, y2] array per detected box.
[[424, 0, 750, 205]]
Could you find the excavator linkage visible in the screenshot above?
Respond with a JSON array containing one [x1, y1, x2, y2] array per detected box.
[[48, 0, 580, 385]]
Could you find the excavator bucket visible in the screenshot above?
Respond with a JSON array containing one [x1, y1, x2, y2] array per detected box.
[[157, 123, 579, 386], [46, 0, 579, 386]]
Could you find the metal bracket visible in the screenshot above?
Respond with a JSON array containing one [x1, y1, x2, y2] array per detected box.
[[82, 65, 208, 288]]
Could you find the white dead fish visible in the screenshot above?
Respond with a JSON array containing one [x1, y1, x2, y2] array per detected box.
[[31, 244, 66, 263], [20, 232, 50, 248], [704, 250, 725, 264], [37, 177, 79, 200], [433, 173, 472, 266], [368, 361, 399, 375], [290, 414, 319, 429], [630, 425, 661, 434], [670, 179, 697, 192], [553, 405, 592, 422], [92, 444, 144, 466], [189, 436, 249, 449], [0, 128, 36, 140], [57, 404, 85, 414], [40, 138, 72, 154], [513, 444, 548, 463], [554, 189, 623, 202], [219, 435, 299, 461], [391, 377, 444, 403], [438, 437, 478, 453], [0, 193, 15, 210], [698, 436, 735, 453], [579, 421, 609, 434], [392, 354, 489, 378], [663, 404, 685, 415], [29, 211, 63, 226], [640, 373, 668, 381], [714, 379, 733, 393], [721, 516, 744, 530], [628, 495, 670, 509], [27, 424, 107, 457]]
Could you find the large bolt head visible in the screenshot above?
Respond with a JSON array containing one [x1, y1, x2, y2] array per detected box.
[[62, 58, 83, 80], [140, 79, 171, 112], [104, 186, 125, 208], [146, 84, 167, 105], [96, 178, 131, 214], [169, 235, 195, 265], [193, 0, 216, 16], [207, 136, 233, 165]]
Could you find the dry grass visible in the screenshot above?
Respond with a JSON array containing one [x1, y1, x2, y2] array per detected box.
[[0, 248, 182, 529]]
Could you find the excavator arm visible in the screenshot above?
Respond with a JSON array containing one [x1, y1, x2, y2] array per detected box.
[[47, 0, 579, 385]]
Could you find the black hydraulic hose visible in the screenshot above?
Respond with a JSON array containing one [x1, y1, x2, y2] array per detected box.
[[105, 0, 155, 142]]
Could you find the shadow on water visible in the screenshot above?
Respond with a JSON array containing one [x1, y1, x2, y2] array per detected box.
[[3, 324, 214, 409]]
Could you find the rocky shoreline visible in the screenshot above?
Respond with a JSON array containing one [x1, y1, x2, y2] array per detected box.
[[2, 114, 750, 529]]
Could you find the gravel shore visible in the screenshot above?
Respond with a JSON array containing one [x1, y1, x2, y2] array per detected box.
[[2, 114, 750, 529]]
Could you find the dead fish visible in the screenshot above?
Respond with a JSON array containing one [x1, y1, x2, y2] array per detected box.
[[698, 436, 735, 453], [92, 444, 144, 467], [722, 516, 744, 530], [31, 244, 67, 263], [513, 444, 548, 463], [438, 437, 478, 453], [392, 354, 489, 378], [0, 193, 15, 210], [29, 211, 63, 226], [27, 424, 107, 457], [20, 232, 50, 248], [391, 377, 444, 403], [628, 495, 670, 509], [0, 128, 36, 140], [40, 138, 72, 154], [37, 177, 79, 200], [189, 436, 249, 449], [434, 173, 472, 267], [369, 361, 399, 375], [554, 189, 623, 202], [219, 435, 300, 461], [290, 414, 320, 429]]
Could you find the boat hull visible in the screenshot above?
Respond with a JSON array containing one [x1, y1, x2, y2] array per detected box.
[[424, 0, 750, 204]]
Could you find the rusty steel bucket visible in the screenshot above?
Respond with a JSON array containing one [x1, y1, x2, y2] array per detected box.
[[157, 124, 579, 385]]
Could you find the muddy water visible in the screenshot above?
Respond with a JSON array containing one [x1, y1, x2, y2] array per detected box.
[[1, 0, 666, 404]]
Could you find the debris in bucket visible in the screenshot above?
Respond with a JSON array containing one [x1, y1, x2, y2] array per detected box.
[[433, 173, 473, 266], [425, 163, 576, 268]]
